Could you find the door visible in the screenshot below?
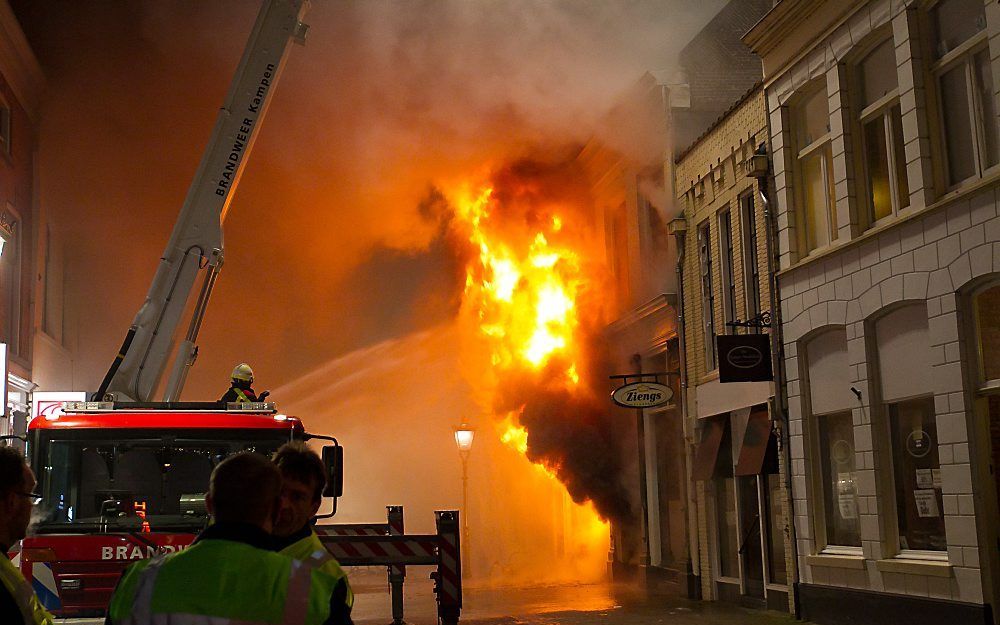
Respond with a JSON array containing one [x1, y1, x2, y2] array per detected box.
[[737, 475, 765, 603]]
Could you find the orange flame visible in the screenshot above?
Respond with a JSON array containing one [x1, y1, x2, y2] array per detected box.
[[456, 186, 584, 386], [452, 183, 607, 539]]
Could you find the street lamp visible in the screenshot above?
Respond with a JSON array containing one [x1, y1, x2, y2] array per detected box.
[[454, 422, 475, 574]]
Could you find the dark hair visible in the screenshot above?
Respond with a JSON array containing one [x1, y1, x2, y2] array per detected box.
[[0, 446, 26, 498], [272, 441, 326, 501], [209, 452, 281, 525]]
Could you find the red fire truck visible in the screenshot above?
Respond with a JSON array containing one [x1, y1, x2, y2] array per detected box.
[[9, 0, 343, 617], [19, 402, 343, 617]]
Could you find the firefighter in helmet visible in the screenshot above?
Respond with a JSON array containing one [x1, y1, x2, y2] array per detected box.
[[220, 363, 269, 404]]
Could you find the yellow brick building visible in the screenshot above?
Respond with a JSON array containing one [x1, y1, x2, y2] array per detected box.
[[674, 85, 796, 613]]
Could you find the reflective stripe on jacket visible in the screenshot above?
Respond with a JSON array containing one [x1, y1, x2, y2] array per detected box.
[[279, 531, 354, 609], [0, 555, 54, 625], [108, 538, 337, 625]]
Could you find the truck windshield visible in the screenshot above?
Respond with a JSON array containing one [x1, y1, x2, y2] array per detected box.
[[33, 430, 291, 533]]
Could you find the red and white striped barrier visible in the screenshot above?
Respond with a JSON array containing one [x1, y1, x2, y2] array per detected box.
[[317, 508, 462, 625]]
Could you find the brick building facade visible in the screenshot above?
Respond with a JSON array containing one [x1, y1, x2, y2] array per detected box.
[[674, 86, 796, 614], [0, 0, 43, 443], [745, 0, 1000, 623]]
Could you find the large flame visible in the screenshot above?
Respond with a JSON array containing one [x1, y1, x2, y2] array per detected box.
[[456, 186, 584, 388], [450, 181, 609, 553]]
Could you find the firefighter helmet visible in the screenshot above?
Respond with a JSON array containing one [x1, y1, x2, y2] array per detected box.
[[231, 363, 254, 383]]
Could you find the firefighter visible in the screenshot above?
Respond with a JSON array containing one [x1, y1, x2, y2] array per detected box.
[[0, 446, 54, 625], [220, 363, 269, 403], [272, 442, 353, 625], [107, 452, 338, 625]]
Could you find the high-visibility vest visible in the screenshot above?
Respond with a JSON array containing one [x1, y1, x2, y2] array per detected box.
[[0, 556, 54, 625], [108, 538, 337, 625], [280, 530, 354, 609]]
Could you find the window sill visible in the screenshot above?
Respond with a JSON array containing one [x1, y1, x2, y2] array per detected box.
[[805, 554, 866, 570], [875, 558, 952, 577], [777, 167, 1000, 277]]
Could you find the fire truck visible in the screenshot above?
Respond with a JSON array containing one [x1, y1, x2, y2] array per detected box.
[[11, 0, 352, 617], [19, 403, 342, 617]]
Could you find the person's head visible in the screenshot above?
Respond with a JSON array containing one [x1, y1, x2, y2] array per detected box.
[[231, 363, 254, 389], [206, 452, 281, 532], [0, 446, 36, 549], [271, 441, 326, 537]]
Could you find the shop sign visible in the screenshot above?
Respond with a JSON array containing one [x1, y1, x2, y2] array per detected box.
[[718, 334, 772, 383], [611, 381, 673, 408]]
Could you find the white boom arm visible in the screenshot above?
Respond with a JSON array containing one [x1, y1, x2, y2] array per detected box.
[[97, 0, 310, 402]]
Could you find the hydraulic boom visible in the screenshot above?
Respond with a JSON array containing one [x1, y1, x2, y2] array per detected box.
[[96, 0, 310, 402]]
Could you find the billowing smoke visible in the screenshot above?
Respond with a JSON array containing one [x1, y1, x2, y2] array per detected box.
[[14, 0, 726, 584], [445, 157, 635, 523], [12, 0, 724, 398]]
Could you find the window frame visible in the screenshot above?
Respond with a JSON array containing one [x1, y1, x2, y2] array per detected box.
[[698, 220, 717, 372], [791, 84, 838, 256], [880, 394, 947, 557], [927, 3, 998, 190], [1, 204, 24, 359], [0, 98, 11, 159], [869, 303, 948, 561], [718, 206, 738, 329], [740, 191, 761, 321], [853, 34, 910, 228], [802, 328, 863, 554]]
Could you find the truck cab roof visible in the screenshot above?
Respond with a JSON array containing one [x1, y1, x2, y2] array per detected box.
[[29, 401, 304, 433]]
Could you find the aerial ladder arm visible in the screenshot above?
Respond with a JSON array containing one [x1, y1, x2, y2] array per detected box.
[[96, 0, 310, 402]]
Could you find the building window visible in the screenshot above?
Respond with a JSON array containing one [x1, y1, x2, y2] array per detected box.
[[0, 209, 22, 358], [0, 102, 10, 157], [856, 37, 909, 225], [698, 221, 716, 370], [42, 226, 65, 344], [740, 192, 761, 319], [972, 284, 1000, 529], [805, 328, 861, 549], [718, 207, 737, 328], [874, 304, 946, 554], [930, 0, 998, 187], [793, 84, 837, 254], [610, 205, 630, 305]]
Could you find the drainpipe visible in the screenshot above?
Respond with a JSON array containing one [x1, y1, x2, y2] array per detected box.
[[669, 215, 699, 599], [748, 144, 799, 612]]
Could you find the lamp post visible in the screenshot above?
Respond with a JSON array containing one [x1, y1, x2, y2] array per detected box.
[[454, 422, 475, 574]]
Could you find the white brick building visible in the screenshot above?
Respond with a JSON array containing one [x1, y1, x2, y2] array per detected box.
[[745, 1, 1000, 623]]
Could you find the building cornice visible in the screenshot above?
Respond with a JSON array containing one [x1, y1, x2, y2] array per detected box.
[[0, 0, 43, 121], [607, 293, 678, 335], [743, 0, 827, 58]]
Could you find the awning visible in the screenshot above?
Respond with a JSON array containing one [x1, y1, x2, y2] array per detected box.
[[691, 414, 727, 481], [735, 403, 775, 476]]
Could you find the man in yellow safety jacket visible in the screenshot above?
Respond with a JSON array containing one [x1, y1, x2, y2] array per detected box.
[[273, 442, 353, 625], [107, 452, 338, 625], [0, 446, 54, 625]]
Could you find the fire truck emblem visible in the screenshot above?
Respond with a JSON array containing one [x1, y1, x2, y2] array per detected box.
[[101, 544, 187, 560]]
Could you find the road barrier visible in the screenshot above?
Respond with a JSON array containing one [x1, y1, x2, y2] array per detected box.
[[317, 507, 463, 625]]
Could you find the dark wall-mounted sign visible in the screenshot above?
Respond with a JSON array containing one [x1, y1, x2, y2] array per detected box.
[[611, 381, 673, 408], [718, 334, 773, 383]]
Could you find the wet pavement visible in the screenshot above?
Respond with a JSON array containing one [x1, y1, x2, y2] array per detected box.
[[59, 571, 799, 625], [348, 570, 797, 625]]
